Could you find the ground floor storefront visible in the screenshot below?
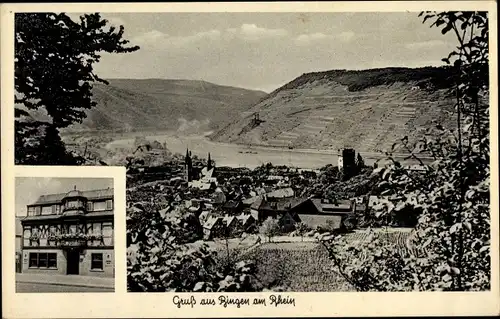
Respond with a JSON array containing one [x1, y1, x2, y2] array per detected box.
[[21, 248, 114, 277]]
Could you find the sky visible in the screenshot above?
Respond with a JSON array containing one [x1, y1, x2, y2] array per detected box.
[[15, 177, 113, 217], [71, 12, 457, 92]]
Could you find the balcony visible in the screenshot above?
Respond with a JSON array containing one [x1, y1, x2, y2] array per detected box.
[[51, 234, 103, 248], [59, 238, 87, 248]]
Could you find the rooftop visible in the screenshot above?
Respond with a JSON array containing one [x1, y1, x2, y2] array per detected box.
[[30, 188, 114, 206]]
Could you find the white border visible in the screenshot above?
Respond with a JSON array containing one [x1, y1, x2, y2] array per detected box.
[[1, 2, 499, 318]]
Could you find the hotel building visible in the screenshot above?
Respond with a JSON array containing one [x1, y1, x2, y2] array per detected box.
[[20, 187, 114, 277]]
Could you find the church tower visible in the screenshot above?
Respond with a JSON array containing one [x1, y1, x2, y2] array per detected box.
[[207, 152, 212, 171], [184, 148, 193, 182]]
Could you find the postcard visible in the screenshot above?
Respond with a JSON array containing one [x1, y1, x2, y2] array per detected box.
[[1, 1, 498, 318]]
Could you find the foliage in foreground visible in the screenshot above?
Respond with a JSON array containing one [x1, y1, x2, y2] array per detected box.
[[127, 202, 260, 292], [323, 11, 490, 291], [15, 12, 139, 165]]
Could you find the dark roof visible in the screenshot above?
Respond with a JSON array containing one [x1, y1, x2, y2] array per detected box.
[[223, 216, 238, 226], [30, 188, 114, 206], [237, 214, 255, 224], [260, 197, 307, 212], [21, 210, 113, 222], [21, 215, 61, 222], [65, 190, 84, 198], [204, 216, 222, 230], [250, 196, 264, 210], [223, 200, 241, 209], [310, 198, 352, 213]]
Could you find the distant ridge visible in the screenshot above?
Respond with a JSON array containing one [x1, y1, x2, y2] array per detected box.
[[210, 66, 459, 153], [48, 78, 267, 134]]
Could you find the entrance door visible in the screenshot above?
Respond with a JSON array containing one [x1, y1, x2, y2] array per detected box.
[[66, 250, 80, 275]]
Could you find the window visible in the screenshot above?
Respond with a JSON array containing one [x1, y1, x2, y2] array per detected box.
[[93, 223, 102, 235], [35, 206, 41, 216], [49, 226, 56, 236], [87, 201, 94, 211], [48, 253, 57, 268], [55, 205, 61, 214], [106, 199, 113, 210], [29, 253, 38, 267], [69, 224, 77, 234], [23, 227, 31, 247], [27, 207, 35, 216], [91, 253, 103, 270], [102, 222, 113, 246], [28, 253, 57, 269], [30, 228, 40, 246], [93, 201, 106, 211], [38, 253, 48, 267], [66, 200, 80, 209]]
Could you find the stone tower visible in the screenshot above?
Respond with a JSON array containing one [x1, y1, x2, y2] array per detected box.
[[184, 148, 193, 182]]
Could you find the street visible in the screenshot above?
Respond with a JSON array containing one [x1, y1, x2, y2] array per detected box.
[[16, 282, 114, 293]]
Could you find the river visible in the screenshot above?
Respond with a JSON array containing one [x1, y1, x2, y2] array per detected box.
[[104, 131, 427, 169]]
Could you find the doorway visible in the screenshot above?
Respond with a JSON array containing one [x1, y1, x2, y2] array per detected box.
[[66, 250, 80, 275]]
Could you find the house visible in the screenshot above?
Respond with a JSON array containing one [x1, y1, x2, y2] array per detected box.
[[222, 215, 241, 237], [222, 200, 243, 216], [188, 180, 215, 191], [203, 216, 224, 240], [254, 197, 306, 228], [20, 186, 114, 277], [290, 198, 355, 232], [242, 196, 259, 209], [212, 187, 226, 205], [279, 211, 297, 232], [237, 214, 257, 233], [266, 187, 294, 199], [15, 217, 23, 254], [249, 196, 265, 221], [198, 210, 214, 225], [15, 217, 23, 273], [254, 187, 266, 196]]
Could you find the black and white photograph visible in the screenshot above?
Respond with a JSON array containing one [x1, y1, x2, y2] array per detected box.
[[15, 177, 115, 293], [6, 1, 496, 302]]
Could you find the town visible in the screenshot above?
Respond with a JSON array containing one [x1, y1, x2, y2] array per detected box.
[[128, 146, 382, 242], [125, 140, 424, 292]]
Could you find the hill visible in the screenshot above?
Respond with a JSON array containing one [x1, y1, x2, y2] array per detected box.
[[210, 67, 459, 153], [50, 79, 267, 134]]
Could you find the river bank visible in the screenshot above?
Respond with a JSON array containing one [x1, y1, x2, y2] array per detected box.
[[97, 130, 428, 169]]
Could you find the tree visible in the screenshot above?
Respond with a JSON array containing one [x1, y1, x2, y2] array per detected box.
[[127, 200, 259, 292], [295, 222, 310, 242], [259, 217, 281, 243], [15, 13, 139, 164], [322, 11, 490, 291]]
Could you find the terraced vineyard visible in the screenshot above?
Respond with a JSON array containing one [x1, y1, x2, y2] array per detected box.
[[241, 228, 416, 291], [211, 67, 458, 153], [244, 242, 354, 291], [340, 229, 418, 257]]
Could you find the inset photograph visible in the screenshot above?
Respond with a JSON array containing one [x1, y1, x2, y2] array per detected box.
[[15, 177, 115, 293]]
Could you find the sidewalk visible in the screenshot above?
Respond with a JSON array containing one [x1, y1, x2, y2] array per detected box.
[[16, 273, 114, 289]]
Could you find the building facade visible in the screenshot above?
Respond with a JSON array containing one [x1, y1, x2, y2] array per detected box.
[[20, 187, 114, 277]]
